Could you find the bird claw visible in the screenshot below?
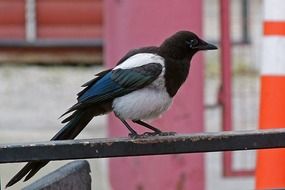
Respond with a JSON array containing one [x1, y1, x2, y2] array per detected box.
[[128, 132, 139, 139], [129, 131, 176, 139], [157, 131, 176, 136]]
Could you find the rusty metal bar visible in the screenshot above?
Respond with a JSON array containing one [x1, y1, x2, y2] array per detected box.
[[1, 129, 285, 164], [220, 0, 234, 177], [0, 39, 103, 48]]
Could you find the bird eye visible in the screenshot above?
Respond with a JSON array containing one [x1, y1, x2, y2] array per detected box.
[[186, 39, 199, 48]]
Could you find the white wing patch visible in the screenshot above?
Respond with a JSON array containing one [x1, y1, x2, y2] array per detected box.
[[114, 53, 165, 70]]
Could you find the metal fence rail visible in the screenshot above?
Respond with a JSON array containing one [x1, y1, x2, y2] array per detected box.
[[1, 129, 285, 164]]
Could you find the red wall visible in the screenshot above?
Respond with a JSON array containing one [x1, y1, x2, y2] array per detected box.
[[37, 0, 102, 39], [105, 0, 205, 189], [0, 0, 103, 40], [0, 0, 25, 39]]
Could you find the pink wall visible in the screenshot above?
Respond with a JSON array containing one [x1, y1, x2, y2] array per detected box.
[[0, 0, 25, 39], [104, 0, 205, 189]]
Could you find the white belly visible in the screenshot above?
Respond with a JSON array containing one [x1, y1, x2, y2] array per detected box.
[[112, 88, 172, 120]]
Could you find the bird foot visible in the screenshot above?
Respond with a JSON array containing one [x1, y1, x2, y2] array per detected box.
[[128, 132, 139, 139], [129, 131, 176, 139], [157, 131, 176, 136]]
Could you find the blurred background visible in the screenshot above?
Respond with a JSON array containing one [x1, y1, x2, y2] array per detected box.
[[0, 0, 263, 189]]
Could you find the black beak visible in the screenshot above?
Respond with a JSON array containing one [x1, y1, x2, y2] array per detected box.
[[197, 40, 218, 50]]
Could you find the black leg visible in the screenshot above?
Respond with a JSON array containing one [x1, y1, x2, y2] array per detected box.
[[132, 120, 161, 133], [118, 117, 138, 138]]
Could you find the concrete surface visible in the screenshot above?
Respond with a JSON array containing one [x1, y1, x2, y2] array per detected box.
[[23, 160, 91, 190]]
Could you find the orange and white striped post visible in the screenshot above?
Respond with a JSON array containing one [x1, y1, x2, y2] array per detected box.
[[256, 0, 285, 189]]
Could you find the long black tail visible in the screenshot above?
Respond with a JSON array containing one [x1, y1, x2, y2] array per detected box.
[[6, 110, 94, 188]]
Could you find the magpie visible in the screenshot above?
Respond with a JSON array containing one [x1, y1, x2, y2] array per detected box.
[[6, 30, 217, 188]]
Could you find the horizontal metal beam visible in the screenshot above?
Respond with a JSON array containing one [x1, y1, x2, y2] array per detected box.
[[1, 129, 285, 164], [0, 39, 103, 48]]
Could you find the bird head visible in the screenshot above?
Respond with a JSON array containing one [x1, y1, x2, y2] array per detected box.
[[159, 31, 217, 60]]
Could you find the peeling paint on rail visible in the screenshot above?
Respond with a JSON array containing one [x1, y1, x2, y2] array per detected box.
[[0, 129, 285, 163]]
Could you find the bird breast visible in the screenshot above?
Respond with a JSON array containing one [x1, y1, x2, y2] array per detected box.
[[112, 74, 172, 120]]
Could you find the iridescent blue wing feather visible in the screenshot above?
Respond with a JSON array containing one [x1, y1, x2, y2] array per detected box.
[[62, 63, 163, 117]]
